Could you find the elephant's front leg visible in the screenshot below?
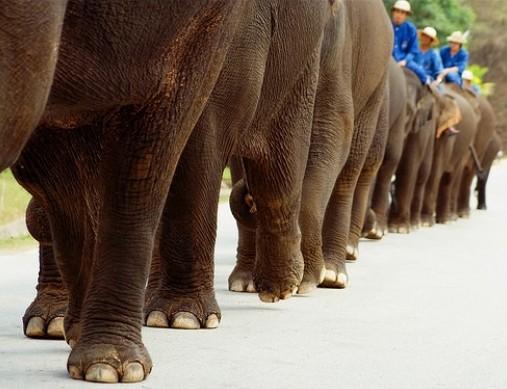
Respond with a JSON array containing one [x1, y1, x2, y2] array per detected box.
[[23, 198, 67, 339], [67, 109, 195, 383], [144, 128, 223, 330]]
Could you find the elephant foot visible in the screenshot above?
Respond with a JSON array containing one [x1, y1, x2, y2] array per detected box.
[[23, 285, 68, 339], [410, 217, 421, 230], [420, 214, 435, 227], [320, 261, 348, 289], [346, 244, 359, 262], [67, 339, 152, 383], [458, 209, 470, 219], [388, 222, 411, 234], [228, 266, 256, 293], [436, 213, 451, 224], [364, 221, 385, 240], [298, 265, 326, 295], [477, 203, 487, 210], [144, 291, 220, 329], [253, 232, 304, 303]]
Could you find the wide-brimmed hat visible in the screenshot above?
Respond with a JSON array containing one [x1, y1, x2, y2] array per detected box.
[[462, 70, 474, 81], [420, 26, 440, 45], [447, 31, 466, 45], [392, 0, 412, 15]]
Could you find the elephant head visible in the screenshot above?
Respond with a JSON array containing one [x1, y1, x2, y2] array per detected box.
[[434, 93, 462, 138]]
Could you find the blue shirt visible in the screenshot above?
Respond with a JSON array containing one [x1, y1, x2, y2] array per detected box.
[[440, 46, 469, 76], [415, 49, 444, 80], [392, 21, 419, 63]]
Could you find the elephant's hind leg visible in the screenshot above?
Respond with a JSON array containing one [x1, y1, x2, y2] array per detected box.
[[23, 198, 67, 339]]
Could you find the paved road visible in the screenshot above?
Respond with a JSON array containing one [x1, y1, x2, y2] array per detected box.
[[1, 162, 506, 389]]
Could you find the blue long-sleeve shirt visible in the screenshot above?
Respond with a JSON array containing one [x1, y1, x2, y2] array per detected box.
[[392, 21, 419, 63], [440, 46, 469, 76], [415, 49, 444, 80]]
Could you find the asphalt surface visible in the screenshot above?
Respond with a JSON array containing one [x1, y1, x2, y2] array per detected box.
[[1, 161, 506, 389]]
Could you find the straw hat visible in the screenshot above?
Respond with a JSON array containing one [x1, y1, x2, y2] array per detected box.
[[462, 70, 474, 81], [447, 31, 466, 45], [392, 0, 412, 14], [420, 26, 440, 45]]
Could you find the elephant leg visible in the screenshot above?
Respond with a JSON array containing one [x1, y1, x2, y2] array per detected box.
[[348, 97, 389, 260], [240, 52, 323, 303], [449, 164, 465, 221], [369, 108, 406, 239], [12, 126, 101, 349], [65, 100, 207, 382], [410, 134, 434, 229], [144, 124, 224, 330], [23, 198, 68, 339], [321, 80, 387, 288], [389, 132, 424, 234], [421, 138, 450, 227], [436, 172, 453, 224], [476, 169, 491, 210], [457, 160, 475, 218], [298, 48, 354, 293], [228, 156, 257, 293]]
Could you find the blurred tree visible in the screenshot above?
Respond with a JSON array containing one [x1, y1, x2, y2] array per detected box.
[[464, 0, 507, 150]]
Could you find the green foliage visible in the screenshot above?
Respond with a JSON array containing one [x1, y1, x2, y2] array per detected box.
[[467, 64, 495, 96], [384, 0, 475, 41], [0, 170, 31, 225]]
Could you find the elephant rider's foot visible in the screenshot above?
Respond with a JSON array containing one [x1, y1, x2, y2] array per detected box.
[[23, 284, 68, 339], [447, 127, 460, 136], [298, 262, 326, 294], [420, 214, 435, 227], [346, 243, 359, 262], [320, 260, 349, 289], [228, 265, 256, 293], [144, 290, 220, 330], [254, 230, 304, 303], [68, 338, 152, 383]]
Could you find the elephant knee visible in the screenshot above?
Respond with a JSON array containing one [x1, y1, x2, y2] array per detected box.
[[25, 198, 52, 245], [229, 179, 257, 231]]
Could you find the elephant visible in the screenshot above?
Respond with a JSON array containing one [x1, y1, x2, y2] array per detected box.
[[421, 85, 480, 226], [228, 0, 393, 291], [388, 81, 464, 232], [457, 94, 497, 218], [476, 132, 502, 210], [5, 0, 344, 383]]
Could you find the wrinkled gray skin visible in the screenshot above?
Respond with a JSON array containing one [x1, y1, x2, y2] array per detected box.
[[229, 0, 393, 291], [4, 0, 347, 383], [476, 132, 501, 210], [386, 70, 437, 233], [457, 93, 497, 218], [361, 59, 408, 241], [421, 85, 480, 225]]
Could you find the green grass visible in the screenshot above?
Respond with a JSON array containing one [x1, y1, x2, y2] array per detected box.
[[0, 234, 36, 253], [0, 170, 31, 225]]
